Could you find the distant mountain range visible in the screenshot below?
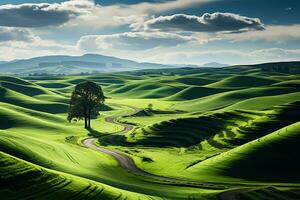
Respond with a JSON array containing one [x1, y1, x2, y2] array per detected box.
[[0, 54, 175, 75], [0, 54, 232, 75], [200, 62, 228, 68], [159, 62, 228, 69]]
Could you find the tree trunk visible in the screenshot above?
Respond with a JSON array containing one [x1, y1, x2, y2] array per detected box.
[[85, 117, 88, 129], [88, 107, 91, 129], [84, 106, 88, 129]]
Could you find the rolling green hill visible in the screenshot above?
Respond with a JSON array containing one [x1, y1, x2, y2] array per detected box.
[[206, 75, 278, 88], [126, 102, 300, 148], [0, 151, 160, 200], [1, 62, 300, 200], [189, 121, 300, 183]]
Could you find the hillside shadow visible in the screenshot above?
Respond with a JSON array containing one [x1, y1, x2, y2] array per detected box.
[[124, 101, 300, 149], [87, 128, 107, 138], [98, 134, 130, 147], [86, 128, 129, 147]]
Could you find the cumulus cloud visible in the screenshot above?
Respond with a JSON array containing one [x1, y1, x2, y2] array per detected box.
[[0, 39, 79, 61], [0, 0, 94, 27], [66, 0, 218, 29], [77, 32, 197, 51], [149, 48, 300, 65], [0, 0, 216, 29], [250, 48, 300, 61], [133, 12, 265, 33], [223, 25, 300, 42], [116, 0, 215, 15], [0, 27, 39, 42]]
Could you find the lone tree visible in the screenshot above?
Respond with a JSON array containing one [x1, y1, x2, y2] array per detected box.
[[68, 81, 105, 129], [147, 103, 153, 111]]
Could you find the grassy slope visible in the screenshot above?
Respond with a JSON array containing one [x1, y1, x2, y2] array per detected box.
[[1, 64, 300, 199], [188, 121, 300, 184], [205, 75, 277, 88], [0, 104, 209, 198], [0, 95, 205, 199], [0, 151, 160, 200], [0, 85, 68, 114], [111, 102, 300, 183], [173, 87, 300, 112]]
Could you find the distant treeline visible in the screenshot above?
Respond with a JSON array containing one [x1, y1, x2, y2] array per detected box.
[[257, 61, 300, 73], [261, 65, 290, 73], [28, 71, 101, 77]]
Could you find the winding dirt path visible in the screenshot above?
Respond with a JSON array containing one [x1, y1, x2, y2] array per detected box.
[[82, 104, 227, 187], [83, 104, 146, 175], [82, 104, 189, 181], [82, 104, 300, 190]]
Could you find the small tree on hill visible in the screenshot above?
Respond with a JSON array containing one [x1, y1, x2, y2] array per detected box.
[[67, 81, 105, 129], [147, 103, 153, 111]]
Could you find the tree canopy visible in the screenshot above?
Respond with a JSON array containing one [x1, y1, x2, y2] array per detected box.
[[68, 81, 105, 129]]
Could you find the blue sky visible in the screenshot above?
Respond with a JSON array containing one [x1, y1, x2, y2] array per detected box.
[[0, 0, 299, 64]]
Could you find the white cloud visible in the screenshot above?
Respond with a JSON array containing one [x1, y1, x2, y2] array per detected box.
[[0, 39, 79, 61], [62, 0, 218, 29], [0, 0, 94, 27], [223, 25, 300, 42], [132, 12, 265, 33], [147, 48, 300, 65], [0, 0, 218, 30], [0, 27, 39, 42], [77, 31, 198, 51], [103, 0, 216, 16], [250, 48, 300, 61]]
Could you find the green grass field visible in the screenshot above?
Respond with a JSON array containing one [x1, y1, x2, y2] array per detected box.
[[1, 63, 300, 199]]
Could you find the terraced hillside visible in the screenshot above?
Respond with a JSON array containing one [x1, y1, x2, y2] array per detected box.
[[1, 62, 300, 200], [190, 121, 300, 183], [126, 102, 300, 148], [0, 152, 154, 200]]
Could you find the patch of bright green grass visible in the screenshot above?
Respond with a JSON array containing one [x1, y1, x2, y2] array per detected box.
[[188, 121, 300, 184], [111, 102, 300, 184], [205, 75, 278, 88], [0, 151, 162, 200], [173, 86, 300, 112], [1, 66, 300, 200], [0, 100, 211, 199]]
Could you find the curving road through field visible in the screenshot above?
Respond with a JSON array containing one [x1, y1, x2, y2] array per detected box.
[[83, 104, 147, 175], [83, 104, 192, 182], [82, 103, 299, 190], [82, 104, 227, 188]]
